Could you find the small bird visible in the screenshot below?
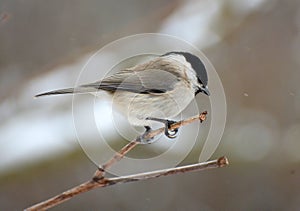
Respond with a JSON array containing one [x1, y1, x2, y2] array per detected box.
[[36, 52, 210, 142]]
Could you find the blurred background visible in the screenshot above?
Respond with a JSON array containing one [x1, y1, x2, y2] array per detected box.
[[1, 0, 300, 210]]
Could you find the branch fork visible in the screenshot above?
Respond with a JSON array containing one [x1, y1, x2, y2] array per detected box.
[[25, 111, 228, 211]]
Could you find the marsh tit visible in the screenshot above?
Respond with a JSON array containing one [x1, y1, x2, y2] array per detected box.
[[36, 52, 210, 141]]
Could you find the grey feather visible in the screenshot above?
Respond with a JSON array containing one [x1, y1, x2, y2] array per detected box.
[[85, 69, 178, 94], [35, 87, 96, 97], [35, 57, 180, 97], [81, 56, 181, 94]]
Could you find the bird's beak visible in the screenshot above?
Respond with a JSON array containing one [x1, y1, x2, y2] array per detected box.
[[201, 86, 210, 96]]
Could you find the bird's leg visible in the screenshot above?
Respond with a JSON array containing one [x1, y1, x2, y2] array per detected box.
[[137, 126, 155, 144], [145, 117, 179, 139]]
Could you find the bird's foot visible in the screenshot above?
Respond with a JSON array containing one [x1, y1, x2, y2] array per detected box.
[[146, 117, 179, 139], [137, 126, 155, 144], [165, 120, 178, 138]]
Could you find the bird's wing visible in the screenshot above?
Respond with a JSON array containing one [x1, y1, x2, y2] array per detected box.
[[35, 57, 181, 97], [82, 68, 178, 94]]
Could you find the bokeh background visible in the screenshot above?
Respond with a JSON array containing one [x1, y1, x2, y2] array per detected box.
[[1, 0, 300, 210]]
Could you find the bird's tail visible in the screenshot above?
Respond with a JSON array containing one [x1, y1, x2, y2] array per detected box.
[[35, 86, 97, 97]]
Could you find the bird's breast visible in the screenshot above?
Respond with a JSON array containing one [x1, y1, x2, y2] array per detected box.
[[111, 82, 194, 126]]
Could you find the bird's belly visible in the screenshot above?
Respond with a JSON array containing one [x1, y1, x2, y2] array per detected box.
[[111, 88, 194, 126]]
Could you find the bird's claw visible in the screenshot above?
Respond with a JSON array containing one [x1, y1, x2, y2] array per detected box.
[[165, 120, 178, 139], [146, 117, 179, 139], [137, 126, 155, 144]]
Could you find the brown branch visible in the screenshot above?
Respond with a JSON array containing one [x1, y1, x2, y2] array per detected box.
[[26, 157, 228, 211], [25, 111, 229, 211], [93, 111, 208, 180]]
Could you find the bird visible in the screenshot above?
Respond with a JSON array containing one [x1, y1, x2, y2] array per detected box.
[[35, 51, 210, 143]]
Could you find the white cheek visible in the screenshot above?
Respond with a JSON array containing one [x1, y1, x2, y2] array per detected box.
[[167, 55, 198, 84]]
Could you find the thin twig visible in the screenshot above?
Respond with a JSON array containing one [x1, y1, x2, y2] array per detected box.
[[93, 111, 207, 180], [25, 111, 229, 211], [26, 157, 228, 211]]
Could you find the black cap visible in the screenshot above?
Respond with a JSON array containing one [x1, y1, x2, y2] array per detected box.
[[162, 51, 208, 86]]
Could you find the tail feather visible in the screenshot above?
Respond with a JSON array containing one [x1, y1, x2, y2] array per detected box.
[[35, 86, 96, 97]]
